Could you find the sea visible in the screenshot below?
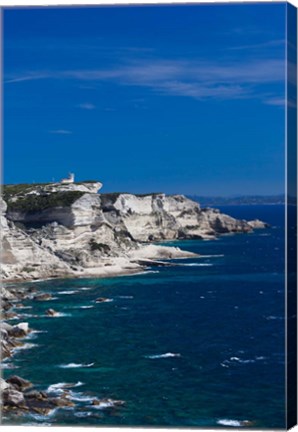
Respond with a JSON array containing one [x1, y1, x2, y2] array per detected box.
[[2, 205, 286, 428]]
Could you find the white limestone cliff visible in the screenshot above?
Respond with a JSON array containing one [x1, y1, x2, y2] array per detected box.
[[1, 184, 268, 281]]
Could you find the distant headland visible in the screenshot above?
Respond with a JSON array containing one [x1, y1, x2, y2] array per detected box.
[[188, 194, 285, 206]]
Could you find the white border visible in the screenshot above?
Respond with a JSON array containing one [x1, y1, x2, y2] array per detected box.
[[0, 1, 297, 432], [0, 0, 297, 8]]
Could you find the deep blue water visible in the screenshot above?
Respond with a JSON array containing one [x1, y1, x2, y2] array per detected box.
[[2, 205, 286, 428]]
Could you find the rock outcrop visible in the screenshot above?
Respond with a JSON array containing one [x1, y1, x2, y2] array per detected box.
[[1, 376, 75, 415], [0, 285, 80, 417], [1, 182, 268, 281]]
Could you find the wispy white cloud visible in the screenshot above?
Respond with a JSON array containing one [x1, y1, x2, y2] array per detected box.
[[5, 73, 49, 84], [5, 57, 285, 103], [49, 129, 72, 135], [264, 97, 285, 106], [77, 103, 96, 110], [227, 39, 285, 51]]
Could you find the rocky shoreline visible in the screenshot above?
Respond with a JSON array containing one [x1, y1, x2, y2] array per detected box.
[[1, 285, 65, 419], [0, 285, 126, 422]]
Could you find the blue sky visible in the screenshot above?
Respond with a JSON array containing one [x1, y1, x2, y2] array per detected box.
[[3, 3, 286, 195]]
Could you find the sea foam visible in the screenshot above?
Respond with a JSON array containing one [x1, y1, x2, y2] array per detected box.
[[59, 363, 94, 369], [28, 409, 57, 422], [45, 312, 72, 318], [145, 353, 181, 359], [74, 411, 93, 418], [68, 391, 97, 402], [217, 419, 247, 427], [13, 343, 38, 352], [57, 290, 77, 295], [47, 381, 84, 394], [0, 362, 19, 370], [221, 355, 266, 367]]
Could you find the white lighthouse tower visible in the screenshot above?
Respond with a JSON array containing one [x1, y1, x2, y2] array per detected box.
[[60, 173, 75, 184]]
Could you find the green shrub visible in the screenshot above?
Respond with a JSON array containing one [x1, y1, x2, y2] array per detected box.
[[6, 191, 85, 213], [3, 183, 50, 200]]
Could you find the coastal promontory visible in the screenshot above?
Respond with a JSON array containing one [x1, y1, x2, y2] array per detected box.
[[1, 181, 267, 282]]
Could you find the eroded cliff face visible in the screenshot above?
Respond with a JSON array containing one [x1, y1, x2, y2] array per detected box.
[[1, 198, 72, 281], [104, 193, 254, 241], [1, 183, 267, 281]]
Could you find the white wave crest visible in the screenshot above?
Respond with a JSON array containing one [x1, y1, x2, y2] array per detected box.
[[57, 290, 77, 295], [182, 263, 213, 267], [13, 343, 38, 352], [67, 391, 97, 402], [59, 363, 94, 369], [221, 355, 266, 367], [47, 381, 84, 393], [145, 352, 181, 359], [16, 313, 34, 318], [45, 312, 72, 318], [31, 329, 48, 334], [217, 419, 246, 427], [0, 362, 19, 370], [74, 411, 93, 418]]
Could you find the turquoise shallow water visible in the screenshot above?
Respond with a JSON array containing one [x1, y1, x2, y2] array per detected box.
[[2, 205, 286, 428]]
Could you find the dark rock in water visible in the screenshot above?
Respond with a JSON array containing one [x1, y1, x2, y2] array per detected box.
[[25, 390, 48, 400], [2, 382, 76, 415], [2, 388, 26, 408], [9, 327, 27, 338], [241, 420, 255, 426], [95, 297, 108, 303], [92, 398, 125, 407], [3, 301, 14, 311], [3, 312, 19, 320], [1, 328, 9, 341], [6, 375, 32, 391], [31, 407, 52, 415], [2, 340, 13, 358], [46, 308, 58, 317], [34, 293, 52, 301], [51, 397, 75, 408], [25, 391, 75, 414]]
